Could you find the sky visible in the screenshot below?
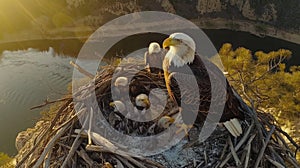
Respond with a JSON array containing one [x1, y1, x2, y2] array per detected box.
[[0, 0, 68, 36]]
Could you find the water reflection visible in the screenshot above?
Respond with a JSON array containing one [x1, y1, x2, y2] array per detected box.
[[0, 48, 97, 155]]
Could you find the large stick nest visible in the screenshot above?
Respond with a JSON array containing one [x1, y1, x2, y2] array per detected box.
[[15, 61, 299, 168]]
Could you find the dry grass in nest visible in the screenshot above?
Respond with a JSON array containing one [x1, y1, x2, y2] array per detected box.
[[15, 61, 300, 168]]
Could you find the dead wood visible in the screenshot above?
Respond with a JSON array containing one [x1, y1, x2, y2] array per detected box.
[[15, 62, 300, 168]]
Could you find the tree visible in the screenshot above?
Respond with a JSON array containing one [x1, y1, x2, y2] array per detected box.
[[219, 43, 300, 155], [0, 152, 13, 167]]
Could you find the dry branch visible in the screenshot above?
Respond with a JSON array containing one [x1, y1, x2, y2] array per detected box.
[[254, 125, 275, 168], [33, 125, 69, 168], [70, 61, 94, 79], [15, 63, 300, 168], [30, 97, 72, 110]]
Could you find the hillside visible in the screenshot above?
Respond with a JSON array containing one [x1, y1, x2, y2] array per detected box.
[[0, 0, 299, 43]]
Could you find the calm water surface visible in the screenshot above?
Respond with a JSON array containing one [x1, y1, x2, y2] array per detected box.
[[0, 48, 75, 155]]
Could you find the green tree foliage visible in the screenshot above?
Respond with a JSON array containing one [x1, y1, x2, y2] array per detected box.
[[0, 152, 13, 167], [219, 43, 300, 156], [219, 43, 300, 113]]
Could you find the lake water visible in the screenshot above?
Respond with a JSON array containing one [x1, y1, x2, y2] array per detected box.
[[203, 29, 300, 67], [0, 29, 299, 156], [0, 48, 76, 155]]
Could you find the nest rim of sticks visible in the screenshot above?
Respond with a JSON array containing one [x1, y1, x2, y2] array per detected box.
[[15, 61, 300, 168]]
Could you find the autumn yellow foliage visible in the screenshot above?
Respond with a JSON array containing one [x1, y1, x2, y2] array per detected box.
[[219, 43, 300, 160]]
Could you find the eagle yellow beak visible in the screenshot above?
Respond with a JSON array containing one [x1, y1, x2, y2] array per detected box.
[[109, 102, 115, 107], [168, 117, 175, 123], [143, 99, 151, 109], [163, 37, 180, 49], [158, 116, 175, 128]]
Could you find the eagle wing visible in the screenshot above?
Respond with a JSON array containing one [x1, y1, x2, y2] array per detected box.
[[167, 55, 244, 124], [168, 71, 210, 124], [202, 57, 245, 121], [144, 51, 150, 67], [145, 50, 166, 73]]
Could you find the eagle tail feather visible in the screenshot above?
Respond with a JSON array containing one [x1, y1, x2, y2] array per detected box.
[[223, 118, 242, 137]]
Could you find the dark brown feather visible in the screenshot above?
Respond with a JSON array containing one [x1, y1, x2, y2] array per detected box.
[[166, 54, 245, 124]]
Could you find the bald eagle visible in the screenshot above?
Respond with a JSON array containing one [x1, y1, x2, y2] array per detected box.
[[158, 116, 175, 129], [144, 42, 166, 74], [113, 76, 129, 99], [109, 93, 150, 119], [112, 75, 152, 118], [135, 93, 150, 110], [110, 100, 126, 113], [114, 76, 128, 87], [162, 33, 244, 137]]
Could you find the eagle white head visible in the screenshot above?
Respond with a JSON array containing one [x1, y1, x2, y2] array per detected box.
[[135, 94, 150, 108], [163, 33, 196, 67], [109, 100, 126, 113], [114, 76, 128, 87], [148, 42, 161, 54]]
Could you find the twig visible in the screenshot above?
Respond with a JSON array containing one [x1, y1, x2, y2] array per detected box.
[[219, 122, 254, 167], [238, 76, 264, 139], [254, 125, 275, 168], [275, 125, 300, 151], [244, 139, 251, 168], [30, 97, 72, 110], [250, 53, 288, 84], [196, 161, 204, 168], [89, 131, 132, 157], [77, 147, 95, 167], [268, 146, 285, 167], [43, 147, 52, 168], [204, 150, 208, 166], [61, 132, 83, 168], [85, 143, 148, 168], [240, 146, 247, 164], [122, 155, 148, 168], [53, 109, 77, 131], [87, 107, 93, 146], [57, 142, 71, 150], [16, 100, 72, 168], [249, 100, 264, 140], [220, 141, 229, 160], [244, 134, 256, 168], [70, 61, 94, 79], [88, 142, 146, 168], [137, 156, 165, 168], [33, 125, 69, 168], [58, 143, 94, 166], [285, 154, 300, 168], [115, 155, 135, 168], [85, 144, 108, 152], [265, 155, 285, 168], [67, 120, 75, 141], [71, 153, 78, 168], [74, 129, 88, 137], [228, 136, 241, 166], [113, 156, 125, 168], [273, 131, 294, 156]]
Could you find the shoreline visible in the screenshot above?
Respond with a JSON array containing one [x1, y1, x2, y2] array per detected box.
[[193, 18, 300, 45], [0, 18, 299, 46]]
